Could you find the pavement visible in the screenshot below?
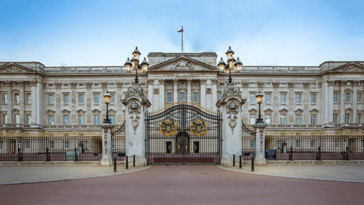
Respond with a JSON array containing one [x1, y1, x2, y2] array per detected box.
[[0, 165, 149, 185], [219, 164, 364, 183], [0, 165, 363, 205]]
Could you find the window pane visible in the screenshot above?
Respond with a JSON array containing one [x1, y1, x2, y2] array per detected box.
[[48, 115, 54, 126], [193, 92, 199, 103], [49, 95, 53, 104], [296, 114, 301, 125], [280, 94, 286, 104], [296, 94, 301, 104], [280, 114, 286, 125], [311, 114, 316, 125], [15, 115, 20, 124], [94, 94, 99, 104], [79, 94, 84, 104], [265, 115, 271, 124], [110, 94, 115, 104], [311, 94, 316, 104], [357, 114, 361, 124], [64, 94, 69, 104], [15, 94, 20, 103], [65, 141, 69, 149], [266, 94, 271, 103], [79, 115, 84, 125], [64, 115, 69, 125], [180, 92, 185, 102], [250, 140, 255, 149], [3, 94, 7, 104], [27, 114, 31, 125], [333, 114, 338, 125], [333, 93, 338, 103], [345, 93, 349, 103], [357, 93, 362, 103], [250, 94, 255, 103], [94, 115, 99, 125], [250, 114, 255, 124], [27, 94, 31, 104], [110, 115, 115, 125], [166, 93, 172, 103]]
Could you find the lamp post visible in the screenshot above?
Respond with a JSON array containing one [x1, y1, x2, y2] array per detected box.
[[103, 90, 111, 124], [125, 47, 149, 84], [217, 46, 242, 83], [255, 90, 264, 124]]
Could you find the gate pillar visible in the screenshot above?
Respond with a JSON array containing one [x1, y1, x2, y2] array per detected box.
[[217, 82, 246, 166], [101, 124, 114, 166], [122, 83, 151, 166], [254, 123, 267, 165]]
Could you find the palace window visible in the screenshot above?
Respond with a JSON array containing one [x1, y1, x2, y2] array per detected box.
[[14, 114, 20, 124], [79, 115, 84, 125], [296, 114, 301, 125], [94, 94, 100, 104], [333, 93, 338, 103], [26, 114, 31, 125], [65, 141, 70, 149], [50, 141, 54, 149], [166, 92, 172, 103], [345, 114, 350, 124], [265, 94, 271, 104], [110, 115, 115, 125], [280, 94, 286, 104], [2, 94, 7, 104], [25, 141, 30, 149], [265, 114, 271, 125], [295, 140, 300, 148], [311, 94, 316, 104], [79, 94, 84, 104], [250, 94, 255, 104], [280, 114, 286, 125], [180, 92, 185, 102], [26, 94, 31, 104], [345, 93, 350, 103], [14, 94, 20, 104], [94, 115, 99, 125], [333, 114, 338, 125], [250, 114, 256, 125], [48, 115, 54, 126], [64, 94, 69, 104], [310, 140, 315, 148], [311, 114, 316, 125], [358, 93, 362, 103], [3, 114, 7, 124], [193, 92, 199, 103], [64, 115, 69, 125], [250, 140, 255, 149], [335, 140, 340, 148], [48, 94, 54, 104], [311, 83, 316, 87], [357, 114, 361, 124], [110, 94, 115, 104], [0, 141, 3, 149], [295, 94, 301, 104]]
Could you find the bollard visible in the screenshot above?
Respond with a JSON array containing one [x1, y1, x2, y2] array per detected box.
[[233, 154, 235, 167], [289, 146, 293, 161], [251, 156, 255, 172], [239, 155, 242, 169], [126, 156, 129, 169], [114, 157, 117, 172], [133, 155, 135, 167]]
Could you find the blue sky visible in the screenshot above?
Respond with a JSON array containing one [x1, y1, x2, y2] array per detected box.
[[0, 0, 363, 66]]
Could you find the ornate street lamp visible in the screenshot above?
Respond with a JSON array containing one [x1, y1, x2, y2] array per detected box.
[[124, 47, 148, 84], [255, 90, 264, 124], [103, 90, 111, 124], [218, 46, 242, 83]]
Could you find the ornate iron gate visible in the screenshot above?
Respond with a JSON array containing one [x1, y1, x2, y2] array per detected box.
[[145, 103, 222, 165]]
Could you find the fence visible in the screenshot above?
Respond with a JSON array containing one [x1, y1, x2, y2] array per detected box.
[[265, 131, 364, 160], [0, 132, 102, 162], [242, 132, 256, 161]]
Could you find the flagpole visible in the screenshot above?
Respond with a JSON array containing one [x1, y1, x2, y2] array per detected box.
[[181, 26, 183, 53]]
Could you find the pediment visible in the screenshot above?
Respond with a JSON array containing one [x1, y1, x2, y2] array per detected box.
[[327, 62, 364, 73], [0, 62, 38, 74], [148, 56, 218, 72]]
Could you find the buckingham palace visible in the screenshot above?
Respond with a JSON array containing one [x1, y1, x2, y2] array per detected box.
[[0, 47, 363, 134]]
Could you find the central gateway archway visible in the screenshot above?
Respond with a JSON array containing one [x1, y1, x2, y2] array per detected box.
[[145, 103, 221, 165]]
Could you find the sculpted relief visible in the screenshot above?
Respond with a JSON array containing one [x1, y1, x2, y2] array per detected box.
[[128, 101, 141, 135], [227, 101, 239, 134], [170, 60, 194, 70]]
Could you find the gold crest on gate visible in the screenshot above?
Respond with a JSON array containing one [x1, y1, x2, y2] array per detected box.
[[190, 116, 207, 138], [160, 116, 177, 138]]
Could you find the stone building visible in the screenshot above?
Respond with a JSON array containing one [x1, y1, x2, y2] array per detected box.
[[0, 48, 363, 134]]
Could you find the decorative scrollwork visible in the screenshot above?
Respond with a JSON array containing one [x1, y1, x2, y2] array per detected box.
[[160, 116, 177, 138]]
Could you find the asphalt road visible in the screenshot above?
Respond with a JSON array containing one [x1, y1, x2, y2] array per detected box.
[[1, 165, 363, 205]]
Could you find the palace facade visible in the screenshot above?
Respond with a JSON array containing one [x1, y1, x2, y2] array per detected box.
[[0, 50, 363, 134]]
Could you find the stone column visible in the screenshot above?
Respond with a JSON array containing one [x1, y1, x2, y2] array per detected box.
[[153, 80, 160, 109], [322, 81, 329, 125], [187, 79, 192, 102], [122, 83, 151, 166], [147, 80, 153, 111], [101, 82, 108, 121], [36, 81, 43, 125], [70, 82, 78, 125], [254, 124, 267, 165], [328, 81, 334, 124], [85, 83, 93, 125], [173, 79, 178, 103], [30, 81, 37, 126], [340, 81, 345, 124], [353, 81, 358, 123], [287, 82, 294, 123], [272, 82, 280, 124], [55, 83, 62, 125], [216, 82, 245, 166], [7, 82, 13, 124], [116, 82, 124, 122], [101, 124, 114, 166], [19, 82, 25, 125], [159, 80, 165, 110], [211, 80, 218, 112], [200, 80, 206, 108], [303, 82, 310, 124]]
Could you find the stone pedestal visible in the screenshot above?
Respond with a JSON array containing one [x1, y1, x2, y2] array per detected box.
[[101, 124, 114, 166], [254, 123, 267, 165], [122, 83, 151, 167], [217, 82, 246, 167]]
